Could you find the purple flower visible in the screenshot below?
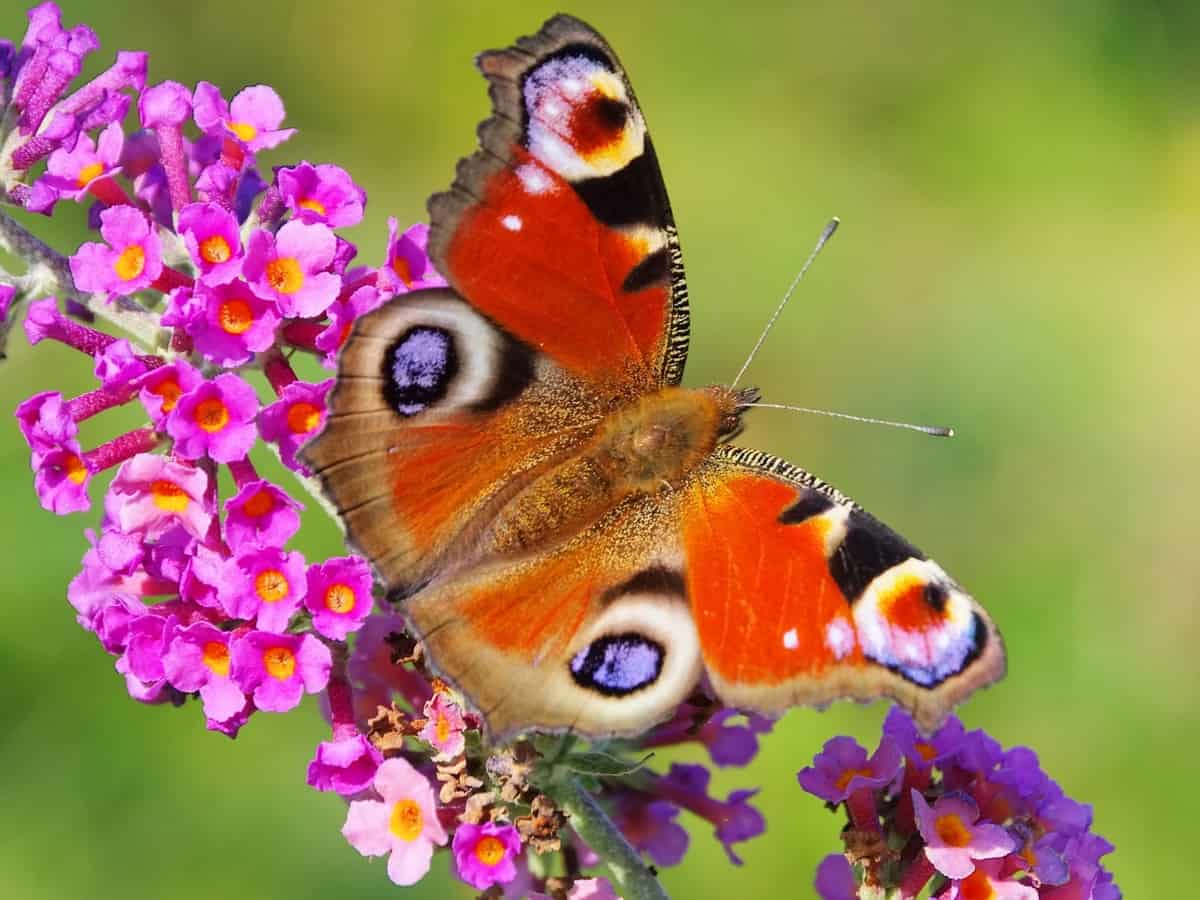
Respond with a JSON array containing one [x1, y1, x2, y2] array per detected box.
[[224, 479, 302, 548], [193, 82, 295, 152], [243, 220, 340, 317], [116, 612, 178, 696], [257, 378, 332, 471], [644, 705, 774, 768], [34, 443, 91, 513], [166, 373, 259, 462], [654, 763, 764, 865], [162, 620, 246, 724], [69, 205, 162, 296], [178, 201, 243, 284], [417, 692, 467, 762], [814, 854, 856, 900], [0, 283, 14, 325], [307, 733, 382, 796], [883, 706, 965, 772], [93, 338, 148, 389], [218, 546, 306, 633], [136, 359, 202, 427], [314, 283, 387, 368], [104, 454, 212, 539], [277, 161, 365, 228], [166, 281, 279, 367], [912, 789, 1015, 880], [35, 120, 124, 206], [15, 390, 77, 462], [230, 630, 330, 713], [378, 219, 445, 295], [303, 555, 373, 640], [138, 79, 192, 128], [798, 735, 903, 804], [452, 821, 522, 890], [610, 793, 689, 867]]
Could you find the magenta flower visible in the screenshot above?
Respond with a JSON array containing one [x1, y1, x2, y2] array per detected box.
[[814, 854, 856, 900], [243, 220, 340, 318], [193, 82, 295, 152], [883, 705, 965, 773], [136, 359, 202, 428], [417, 692, 467, 762], [342, 757, 448, 886], [34, 443, 91, 513], [797, 735, 903, 804], [224, 479, 302, 548], [104, 454, 212, 539], [230, 630, 330, 713], [116, 611, 177, 702], [15, 390, 77, 462], [36, 120, 124, 206], [162, 621, 246, 724], [314, 283, 387, 368], [218, 546, 307, 633], [944, 862, 1040, 899], [167, 280, 280, 366], [912, 789, 1015, 880], [306, 733, 382, 796], [178, 201, 243, 284], [452, 821, 522, 890], [93, 338, 149, 389], [378, 219, 445, 295], [166, 373, 259, 462], [277, 161, 366, 228], [303, 555, 373, 640], [69, 205, 162, 296], [257, 378, 332, 471], [610, 792, 689, 867]]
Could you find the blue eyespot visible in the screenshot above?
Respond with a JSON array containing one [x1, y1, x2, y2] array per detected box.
[[570, 633, 663, 696], [383, 326, 457, 416]]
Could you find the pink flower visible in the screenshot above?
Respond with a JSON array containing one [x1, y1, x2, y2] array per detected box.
[[218, 546, 306, 633], [276, 161, 365, 228], [378, 219, 445, 295], [342, 757, 448, 886], [243, 220, 340, 317], [314, 283, 387, 368], [15, 390, 77, 462], [104, 454, 212, 539], [193, 82, 295, 152], [257, 378, 332, 471], [69, 205, 162, 296], [178, 201, 243, 284], [912, 789, 1016, 880], [303, 555, 373, 640], [944, 861, 1039, 900], [166, 373, 259, 462], [34, 443, 92, 513], [224, 480, 302, 548], [230, 630, 330, 713], [36, 120, 124, 205], [166, 281, 279, 366], [452, 821, 522, 890], [798, 735, 903, 804], [93, 338, 148, 389], [306, 733, 382, 796], [417, 692, 466, 762], [136, 359, 202, 428], [162, 621, 246, 724]]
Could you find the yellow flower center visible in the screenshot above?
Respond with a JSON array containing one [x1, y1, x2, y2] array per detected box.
[[63, 453, 88, 485], [474, 835, 506, 867], [391, 254, 413, 287], [193, 397, 230, 433], [262, 645, 295, 680], [299, 197, 326, 216], [242, 489, 274, 518], [76, 161, 105, 187], [324, 583, 355, 615], [202, 640, 230, 677], [150, 378, 182, 413], [935, 813, 973, 848], [435, 712, 451, 745], [113, 244, 146, 281], [227, 120, 258, 142], [150, 479, 189, 512], [389, 799, 423, 842], [199, 234, 232, 265], [217, 298, 254, 335], [254, 568, 290, 603], [285, 401, 321, 435], [834, 767, 873, 792], [265, 257, 303, 294]]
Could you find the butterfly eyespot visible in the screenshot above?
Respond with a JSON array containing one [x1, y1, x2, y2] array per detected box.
[[570, 632, 665, 696], [383, 326, 458, 417]]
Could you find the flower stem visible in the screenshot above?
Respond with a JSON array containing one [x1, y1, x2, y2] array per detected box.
[[548, 776, 668, 900], [0, 207, 165, 349]]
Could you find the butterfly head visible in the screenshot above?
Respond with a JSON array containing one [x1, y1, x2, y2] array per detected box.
[[710, 384, 762, 442]]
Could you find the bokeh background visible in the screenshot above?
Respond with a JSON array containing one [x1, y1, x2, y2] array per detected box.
[[1, 1, 1196, 897]]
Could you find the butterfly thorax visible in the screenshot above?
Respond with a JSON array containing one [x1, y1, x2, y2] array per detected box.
[[485, 386, 743, 555]]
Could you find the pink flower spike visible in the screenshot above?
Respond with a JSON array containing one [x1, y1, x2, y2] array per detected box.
[[179, 202, 243, 284], [257, 378, 333, 472], [166, 373, 259, 463], [304, 555, 373, 640], [418, 692, 467, 762], [137, 359, 202, 427], [162, 621, 246, 723], [307, 733, 383, 796], [379, 219, 445, 295], [218, 546, 307, 633], [230, 630, 330, 713], [452, 821, 522, 891], [69, 206, 162, 296], [243, 220, 340, 318], [104, 453, 212, 540], [224, 479, 303, 548], [342, 757, 447, 886], [276, 161, 366, 228], [912, 790, 1016, 880]]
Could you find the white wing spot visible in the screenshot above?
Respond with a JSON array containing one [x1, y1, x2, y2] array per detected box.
[[782, 628, 799, 650], [516, 164, 551, 195], [825, 618, 855, 660], [501, 215, 522, 232]]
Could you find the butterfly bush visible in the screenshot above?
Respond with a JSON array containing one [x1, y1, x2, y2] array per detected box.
[[0, 6, 1119, 899]]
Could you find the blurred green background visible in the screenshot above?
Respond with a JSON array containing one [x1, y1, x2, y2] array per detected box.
[[1, 1, 1196, 897]]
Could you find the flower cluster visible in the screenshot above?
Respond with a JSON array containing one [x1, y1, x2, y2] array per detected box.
[[799, 708, 1120, 899]]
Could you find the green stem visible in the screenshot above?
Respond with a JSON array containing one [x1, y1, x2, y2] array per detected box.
[[0, 206, 165, 350], [548, 776, 669, 900]]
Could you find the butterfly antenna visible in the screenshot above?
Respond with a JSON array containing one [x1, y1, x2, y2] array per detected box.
[[731, 217, 840, 389], [741, 401, 954, 437]]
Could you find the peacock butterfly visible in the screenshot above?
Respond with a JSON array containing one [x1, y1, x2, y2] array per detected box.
[[301, 14, 1005, 739]]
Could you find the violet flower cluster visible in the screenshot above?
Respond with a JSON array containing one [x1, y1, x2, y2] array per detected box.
[[799, 708, 1120, 899], [0, 5, 770, 896]]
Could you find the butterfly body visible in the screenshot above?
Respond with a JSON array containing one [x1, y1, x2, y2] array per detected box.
[[303, 15, 1005, 739]]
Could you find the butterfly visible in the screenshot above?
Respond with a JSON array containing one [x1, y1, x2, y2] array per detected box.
[[302, 14, 1005, 739]]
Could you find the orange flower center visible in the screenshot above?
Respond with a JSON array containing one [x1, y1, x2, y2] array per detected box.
[[265, 257, 303, 294], [324, 584, 355, 615], [285, 401, 321, 435], [436, 712, 451, 745], [254, 568, 290, 603], [391, 254, 413, 287], [474, 835, 506, 866], [389, 799, 423, 842], [217, 298, 254, 335], [957, 869, 997, 900], [113, 244, 146, 281], [834, 767, 873, 792], [150, 479, 189, 512], [935, 813, 973, 848], [63, 453, 89, 485], [299, 197, 326, 216], [150, 378, 182, 413], [202, 641, 230, 677], [242, 489, 274, 518], [262, 645, 295, 680], [916, 742, 938, 762], [193, 397, 230, 433], [199, 234, 233, 265], [76, 161, 105, 187], [227, 120, 258, 142]]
